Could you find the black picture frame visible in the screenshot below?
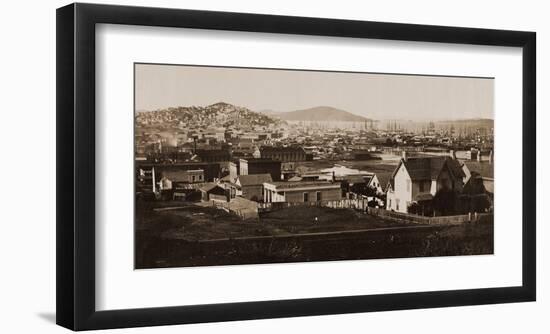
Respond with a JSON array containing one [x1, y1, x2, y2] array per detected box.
[[56, 3, 536, 331]]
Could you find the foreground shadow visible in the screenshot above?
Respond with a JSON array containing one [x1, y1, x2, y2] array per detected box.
[[37, 312, 56, 324]]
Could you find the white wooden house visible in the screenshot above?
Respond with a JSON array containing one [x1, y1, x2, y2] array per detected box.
[[386, 153, 465, 213]]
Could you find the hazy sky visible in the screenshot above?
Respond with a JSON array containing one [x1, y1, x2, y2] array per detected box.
[[135, 63, 494, 121]]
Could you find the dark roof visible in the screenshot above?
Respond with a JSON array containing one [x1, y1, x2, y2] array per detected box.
[[199, 182, 218, 192], [342, 175, 367, 184], [195, 149, 231, 157], [260, 146, 305, 153], [240, 158, 280, 164], [377, 172, 393, 191], [207, 185, 227, 195], [463, 175, 487, 195], [237, 174, 273, 186], [398, 156, 465, 181], [363, 174, 374, 184]]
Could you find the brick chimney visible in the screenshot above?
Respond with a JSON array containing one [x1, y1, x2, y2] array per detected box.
[[402, 150, 408, 162]]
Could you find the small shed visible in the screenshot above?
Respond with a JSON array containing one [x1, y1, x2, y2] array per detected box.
[[200, 183, 228, 202]]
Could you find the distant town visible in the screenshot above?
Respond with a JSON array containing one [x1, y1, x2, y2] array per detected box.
[[135, 102, 494, 268]]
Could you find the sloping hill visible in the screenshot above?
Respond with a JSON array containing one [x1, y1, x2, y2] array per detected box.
[[135, 102, 283, 128], [274, 106, 370, 122]]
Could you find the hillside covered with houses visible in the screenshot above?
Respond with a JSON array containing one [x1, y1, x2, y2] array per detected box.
[[135, 102, 494, 222]]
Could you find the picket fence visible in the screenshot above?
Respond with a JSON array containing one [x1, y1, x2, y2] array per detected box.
[[366, 207, 491, 225], [257, 199, 490, 225], [258, 198, 370, 212]]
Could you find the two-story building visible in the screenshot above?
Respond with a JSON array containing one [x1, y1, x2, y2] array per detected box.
[[156, 169, 205, 201], [386, 152, 465, 213], [159, 169, 205, 186], [237, 158, 282, 181]]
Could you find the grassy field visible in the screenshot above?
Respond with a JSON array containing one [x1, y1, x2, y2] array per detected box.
[[135, 200, 494, 268], [136, 201, 413, 241]]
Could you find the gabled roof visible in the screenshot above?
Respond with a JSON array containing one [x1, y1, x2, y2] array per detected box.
[[463, 174, 487, 195], [237, 173, 272, 186], [199, 182, 218, 192], [364, 174, 376, 185], [206, 185, 227, 195], [393, 156, 465, 182], [376, 172, 392, 191]]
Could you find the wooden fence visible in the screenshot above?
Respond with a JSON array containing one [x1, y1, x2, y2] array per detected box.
[[256, 199, 491, 225], [258, 198, 370, 213], [212, 198, 259, 220], [366, 207, 491, 225]]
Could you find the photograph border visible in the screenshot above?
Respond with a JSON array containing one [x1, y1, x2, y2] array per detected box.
[[57, 3, 536, 330], [132, 61, 497, 269]]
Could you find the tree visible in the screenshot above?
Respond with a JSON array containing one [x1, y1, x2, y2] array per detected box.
[[433, 188, 458, 216], [408, 202, 421, 215], [349, 183, 377, 197]]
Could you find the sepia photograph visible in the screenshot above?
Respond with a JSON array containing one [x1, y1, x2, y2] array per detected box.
[[134, 63, 495, 269]]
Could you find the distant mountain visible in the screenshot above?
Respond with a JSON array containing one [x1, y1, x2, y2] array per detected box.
[[136, 102, 284, 128], [257, 109, 284, 118], [435, 118, 494, 129], [268, 106, 371, 122]]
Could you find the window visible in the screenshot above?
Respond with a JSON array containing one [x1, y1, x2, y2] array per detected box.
[[389, 199, 392, 209], [396, 199, 400, 211], [316, 191, 321, 202], [303, 192, 309, 202], [192, 175, 196, 182], [406, 180, 411, 192]]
